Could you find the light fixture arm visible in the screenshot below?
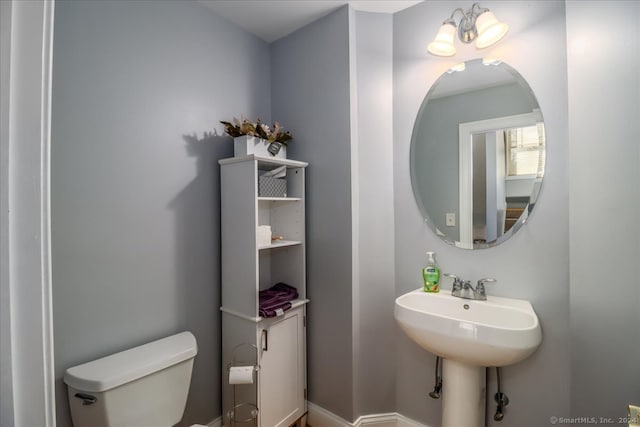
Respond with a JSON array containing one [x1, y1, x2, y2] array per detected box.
[[447, 8, 467, 22], [470, 2, 490, 16], [449, 3, 492, 44]]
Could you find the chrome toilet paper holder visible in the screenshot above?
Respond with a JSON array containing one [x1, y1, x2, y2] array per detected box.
[[227, 343, 260, 426]]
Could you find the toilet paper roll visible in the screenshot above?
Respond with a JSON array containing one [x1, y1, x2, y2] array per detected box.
[[229, 366, 254, 385]]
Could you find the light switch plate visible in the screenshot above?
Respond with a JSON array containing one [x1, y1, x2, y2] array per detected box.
[[446, 213, 456, 227]]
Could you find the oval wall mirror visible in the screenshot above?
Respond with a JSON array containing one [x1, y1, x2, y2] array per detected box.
[[410, 58, 546, 249]]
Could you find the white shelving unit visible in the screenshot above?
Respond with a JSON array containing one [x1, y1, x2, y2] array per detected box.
[[220, 155, 308, 427]]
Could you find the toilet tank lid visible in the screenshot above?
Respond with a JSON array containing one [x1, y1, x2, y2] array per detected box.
[[63, 331, 197, 393]]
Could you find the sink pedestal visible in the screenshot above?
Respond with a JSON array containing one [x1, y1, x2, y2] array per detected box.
[[442, 359, 485, 427]]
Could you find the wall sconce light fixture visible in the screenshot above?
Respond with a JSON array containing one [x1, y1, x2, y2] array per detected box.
[[428, 3, 509, 57]]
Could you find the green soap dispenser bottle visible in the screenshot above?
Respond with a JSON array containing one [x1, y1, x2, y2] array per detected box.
[[422, 251, 440, 293]]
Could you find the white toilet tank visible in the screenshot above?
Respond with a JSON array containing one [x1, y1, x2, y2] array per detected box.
[[64, 331, 197, 427]]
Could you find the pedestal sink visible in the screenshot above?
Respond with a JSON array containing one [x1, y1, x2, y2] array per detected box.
[[394, 289, 541, 427]]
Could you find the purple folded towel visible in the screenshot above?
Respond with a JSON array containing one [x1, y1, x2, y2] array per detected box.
[[259, 301, 292, 318], [258, 283, 298, 318]]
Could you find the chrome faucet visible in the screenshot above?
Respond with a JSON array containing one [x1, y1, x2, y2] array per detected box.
[[444, 274, 497, 301]]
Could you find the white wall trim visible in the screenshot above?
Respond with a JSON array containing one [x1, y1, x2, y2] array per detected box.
[[0, 1, 15, 424], [347, 6, 362, 412], [308, 401, 353, 427], [307, 402, 429, 427], [354, 412, 398, 426], [2, 0, 56, 426], [40, 3, 56, 425], [395, 413, 431, 427]]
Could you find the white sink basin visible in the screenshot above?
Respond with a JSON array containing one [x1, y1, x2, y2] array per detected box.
[[394, 289, 541, 366]]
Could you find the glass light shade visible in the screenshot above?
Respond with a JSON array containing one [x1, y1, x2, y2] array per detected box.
[[482, 57, 502, 66], [447, 62, 466, 73], [428, 23, 457, 56], [475, 11, 509, 49]]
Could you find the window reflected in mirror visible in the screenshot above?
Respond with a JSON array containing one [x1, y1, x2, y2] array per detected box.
[[506, 123, 545, 178]]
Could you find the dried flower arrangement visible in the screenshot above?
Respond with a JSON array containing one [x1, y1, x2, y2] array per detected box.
[[220, 117, 293, 146]]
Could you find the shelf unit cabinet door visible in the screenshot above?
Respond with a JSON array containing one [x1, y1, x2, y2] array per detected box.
[[258, 307, 306, 427]]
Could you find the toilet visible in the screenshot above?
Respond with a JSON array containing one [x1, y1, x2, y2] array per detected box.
[[63, 331, 198, 427]]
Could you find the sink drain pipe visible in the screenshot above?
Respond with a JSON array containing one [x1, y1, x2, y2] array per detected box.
[[428, 356, 443, 399], [493, 367, 510, 421], [427, 357, 510, 422]]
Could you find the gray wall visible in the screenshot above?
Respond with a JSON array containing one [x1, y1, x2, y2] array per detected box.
[[270, 10, 397, 421], [352, 11, 396, 419], [393, 1, 570, 426], [270, 6, 355, 421], [51, 1, 270, 425], [567, 0, 640, 419]]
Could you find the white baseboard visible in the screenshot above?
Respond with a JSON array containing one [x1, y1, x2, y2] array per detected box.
[[216, 403, 427, 427], [395, 413, 430, 427], [354, 412, 398, 427], [307, 402, 428, 427], [308, 401, 352, 426]]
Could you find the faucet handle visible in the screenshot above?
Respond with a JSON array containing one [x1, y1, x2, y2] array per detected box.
[[476, 278, 497, 297], [444, 273, 463, 291]]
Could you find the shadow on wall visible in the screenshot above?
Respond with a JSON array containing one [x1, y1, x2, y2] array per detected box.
[[169, 133, 233, 426]]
